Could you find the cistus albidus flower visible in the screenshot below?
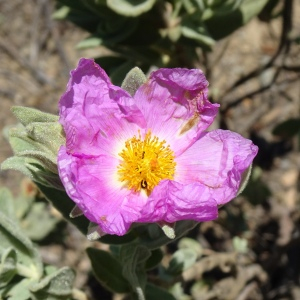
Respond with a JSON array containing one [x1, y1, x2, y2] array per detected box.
[[57, 58, 258, 236]]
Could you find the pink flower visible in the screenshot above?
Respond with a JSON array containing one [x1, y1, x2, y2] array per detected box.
[[57, 58, 258, 236]]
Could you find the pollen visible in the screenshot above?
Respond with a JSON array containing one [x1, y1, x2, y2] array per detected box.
[[118, 130, 176, 194]]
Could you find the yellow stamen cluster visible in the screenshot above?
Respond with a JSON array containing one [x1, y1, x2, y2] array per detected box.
[[118, 130, 176, 194]]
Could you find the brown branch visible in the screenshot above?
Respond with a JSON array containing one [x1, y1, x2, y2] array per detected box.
[[281, 64, 300, 72], [220, 0, 295, 115], [221, 0, 293, 98], [44, 0, 72, 76], [221, 67, 281, 113], [0, 39, 55, 86], [221, 71, 299, 113]]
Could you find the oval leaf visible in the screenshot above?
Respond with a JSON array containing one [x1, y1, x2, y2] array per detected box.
[[36, 183, 90, 235], [0, 248, 17, 287], [121, 67, 147, 97], [272, 118, 300, 138], [0, 211, 43, 279], [145, 283, 176, 300], [167, 248, 198, 275], [107, 0, 156, 17], [30, 267, 75, 296], [86, 247, 131, 293], [205, 0, 269, 40], [145, 248, 163, 270], [11, 107, 58, 126]]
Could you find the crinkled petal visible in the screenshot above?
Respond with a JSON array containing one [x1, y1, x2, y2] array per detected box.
[[175, 130, 258, 205], [134, 68, 219, 155], [138, 180, 218, 223], [57, 60, 259, 237], [58, 146, 147, 235], [59, 58, 146, 157]]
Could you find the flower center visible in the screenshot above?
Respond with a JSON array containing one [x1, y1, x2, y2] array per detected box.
[[118, 130, 176, 194]]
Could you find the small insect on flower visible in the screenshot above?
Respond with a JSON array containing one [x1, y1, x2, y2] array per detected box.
[[57, 58, 258, 236], [141, 180, 147, 189]]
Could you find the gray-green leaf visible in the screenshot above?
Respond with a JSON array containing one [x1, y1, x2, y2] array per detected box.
[[0, 210, 43, 280], [0, 248, 17, 287], [86, 247, 131, 293], [167, 248, 198, 275], [145, 283, 176, 300], [35, 183, 90, 235], [120, 244, 151, 292], [121, 67, 147, 97], [205, 0, 270, 40], [11, 107, 58, 126], [107, 0, 156, 17], [30, 267, 75, 296]]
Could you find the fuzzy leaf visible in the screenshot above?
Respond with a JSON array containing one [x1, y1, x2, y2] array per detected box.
[[169, 282, 191, 300], [240, 0, 271, 22], [167, 248, 198, 275], [181, 22, 215, 48], [21, 202, 59, 241], [30, 267, 75, 296], [272, 118, 300, 138], [107, 0, 156, 17], [1, 157, 34, 179], [178, 237, 203, 258], [11, 107, 58, 126], [242, 166, 271, 205], [0, 188, 16, 220], [8, 127, 50, 155], [53, 1, 101, 33], [2, 156, 60, 188], [76, 36, 103, 49], [25, 122, 65, 155], [18, 150, 57, 174], [145, 248, 163, 270], [121, 67, 147, 97], [4, 278, 34, 300], [37, 171, 65, 190], [233, 236, 248, 253], [0, 210, 43, 280], [205, 0, 270, 40], [145, 283, 176, 300], [15, 181, 37, 220], [86, 247, 131, 293], [35, 183, 89, 235], [52, 5, 71, 19], [0, 248, 17, 288], [120, 244, 151, 293], [77, 18, 138, 47]]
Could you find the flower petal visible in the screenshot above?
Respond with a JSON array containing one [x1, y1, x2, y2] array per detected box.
[[138, 180, 218, 223], [134, 68, 219, 155], [59, 58, 146, 157], [175, 130, 258, 205], [58, 146, 147, 235]]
